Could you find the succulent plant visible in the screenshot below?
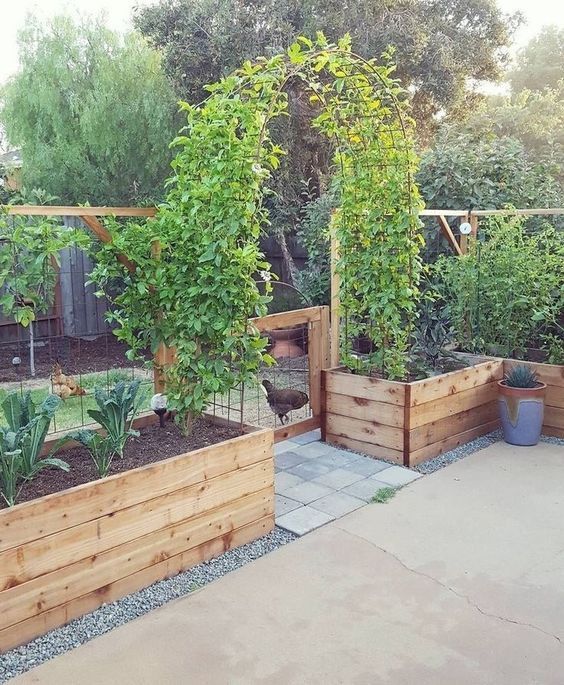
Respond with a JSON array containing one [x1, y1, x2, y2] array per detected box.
[[503, 365, 540, 389]]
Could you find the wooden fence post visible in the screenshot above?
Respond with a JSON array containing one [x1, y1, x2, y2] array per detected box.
[[307, 306, 331, 418]]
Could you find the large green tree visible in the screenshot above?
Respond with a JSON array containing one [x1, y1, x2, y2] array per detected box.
[[509, 25, 564, 93], [1, 14, 179, 205], [134, 0, 518, 134]]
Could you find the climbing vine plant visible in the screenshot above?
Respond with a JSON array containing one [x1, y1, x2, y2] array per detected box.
[[91, 33, 422, 432]]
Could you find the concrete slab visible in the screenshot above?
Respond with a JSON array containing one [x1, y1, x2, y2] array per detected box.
[[274, 494, 302, 516], [276, 505, 334, 535], [376, 465, 423, 486], [312, 467, 365, 489], [346, 457, 392, 476], [281, 480, 334, 505], [274, 439, 299, 455], [285, 460, 333, 481], [274, 450, 309, 470], [15, 441, 564, 685], [274, 471, 305, 493], [289, 441, 336, 458], [341, 477, 392, 502], [289, 429, 321, 445], [309, 491, 365, 518]]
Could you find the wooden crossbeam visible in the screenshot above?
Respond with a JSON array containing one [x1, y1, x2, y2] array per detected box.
[[4, 206, 156, 217], [437, 215, 462, 255], [79, 215, 135, 273]]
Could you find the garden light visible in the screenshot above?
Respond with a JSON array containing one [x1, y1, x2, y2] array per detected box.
[[151, 393, 168, 428]]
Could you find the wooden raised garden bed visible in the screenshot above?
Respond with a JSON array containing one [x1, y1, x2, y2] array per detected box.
[[0, 424, 274, 652], [322, 359, 503, 467]]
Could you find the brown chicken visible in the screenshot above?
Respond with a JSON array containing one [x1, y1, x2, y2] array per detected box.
[[51, 363, 86, 400], [261, 380, 309, 424]]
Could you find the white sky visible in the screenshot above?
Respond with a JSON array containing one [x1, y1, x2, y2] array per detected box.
[[0, 0, 563, 86]]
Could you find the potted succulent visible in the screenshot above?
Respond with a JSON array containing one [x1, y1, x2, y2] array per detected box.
[[498, 365, 546, 446]]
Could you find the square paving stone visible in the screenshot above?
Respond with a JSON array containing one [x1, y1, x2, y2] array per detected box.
[[275, 471, 306, 493], [310, 491, 365, 518], [282, 480, 334, 505], [276, 505, 334, 536], [291, 441, 335, 459], [374, 466, 422, 486], [275, 450, 310, 470], [275, 494, 303, 516], [286, 460, 334, 481], [274, 440, 300, 455], [290, 429, 321, 445], [346, 457, 392, 477], [342, 478, 393, 502], [312, 468, 365, 490], [315, 451, 360, 470]]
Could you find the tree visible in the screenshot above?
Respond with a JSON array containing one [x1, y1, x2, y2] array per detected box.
[[134, 0, 518, 134], [0, 14, 179, 205], [416, 128, 563, 211], [509, 25, 564, 93]]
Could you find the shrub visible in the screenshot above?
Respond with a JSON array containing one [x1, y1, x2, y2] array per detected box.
[[433, 215, 564, 358]]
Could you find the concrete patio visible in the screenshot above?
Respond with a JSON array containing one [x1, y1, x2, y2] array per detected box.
[[13, 439, 564, 684], [274, 429, 421, 534]]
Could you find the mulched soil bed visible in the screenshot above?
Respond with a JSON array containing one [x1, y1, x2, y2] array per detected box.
[[0, 336, 149, 382], [7, 419, 241, 508]]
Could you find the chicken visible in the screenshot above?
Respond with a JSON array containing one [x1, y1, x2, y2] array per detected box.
[[261, 380, 309, 424], [51, 363, 86, 400]]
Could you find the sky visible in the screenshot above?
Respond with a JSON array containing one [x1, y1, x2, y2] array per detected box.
[[0, 0, 563, 86]]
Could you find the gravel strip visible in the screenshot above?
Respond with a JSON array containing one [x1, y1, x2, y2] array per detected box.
[[415, 431, 564, 474], [0, 527, 296, 683]]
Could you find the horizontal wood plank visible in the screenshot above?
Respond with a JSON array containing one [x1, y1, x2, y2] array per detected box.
[[251, 307, 321, 332], [410, 382, 499, 429], [323, 369, 406, 406], [410, 361, 503, 406], [409, 401, 498, 452], [325, 392, 404, 428], [325, 433, 403, 465], [325, 413, 403, 451], [0, 516, 273, 653], [409, 420, 500, 466], [503, 360, 564, 387], [274, 416, 320, 442], [0, 489, 272, 630], [0, 428, 272, 553], [0, 461, 272, 591], [545, 385, 564, 410], [543, 425, 564, 439], [545, 405, 564, 430], [4, 206, 157, 217]]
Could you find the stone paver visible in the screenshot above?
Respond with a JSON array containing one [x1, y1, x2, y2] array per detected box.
[[309, 491, 365, 517], [282, 480, 334, 505], [275, 504, 334, 535], [376, 465, 423, 486], [274, 494, 303, 516], [312, 467, 365, 489], [274, 431, 422, 535], [341, 477, 393, 502]]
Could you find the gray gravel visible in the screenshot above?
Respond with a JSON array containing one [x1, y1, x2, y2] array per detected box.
[[415, 430, 564, 474], [0, 527, 296, 683]]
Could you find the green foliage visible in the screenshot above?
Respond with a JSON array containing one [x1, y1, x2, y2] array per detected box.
[[417, 130, 563, 211], [411, 287, 455, 371], [542, 334, 564, 365], [135, 0, 516, 133], [509, 25, 564, 93], [87, 381, 145, 458], [503, 365, 540, 389], [294, 183, 334, 306], [2, 391, 63, 478], [64, 430, 116, 478], [433, 215, 564, 358], [0, 393, 69, 506], [371, 486, 398, 504], [0, 13, 178, 205]]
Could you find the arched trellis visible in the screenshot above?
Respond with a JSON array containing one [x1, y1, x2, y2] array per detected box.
[[190, 33, 423, 380]]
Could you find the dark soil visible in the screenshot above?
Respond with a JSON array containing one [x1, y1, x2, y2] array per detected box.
[[0, 336, 149, 382], [10, 419, 241, 507]]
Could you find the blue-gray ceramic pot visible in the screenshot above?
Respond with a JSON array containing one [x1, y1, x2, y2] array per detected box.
[[498, 381, 546, 446]]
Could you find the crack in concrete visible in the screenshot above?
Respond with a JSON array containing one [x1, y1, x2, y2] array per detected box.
[[337, 526, 563, 646]]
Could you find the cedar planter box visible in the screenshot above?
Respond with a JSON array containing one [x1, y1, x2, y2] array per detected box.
[[322, 360, 503, 467], [0, 425, 274, 652]]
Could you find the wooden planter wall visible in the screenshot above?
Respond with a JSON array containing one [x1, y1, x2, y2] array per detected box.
[[0, 427, 274, 652], [322, 360, 503, 467]]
